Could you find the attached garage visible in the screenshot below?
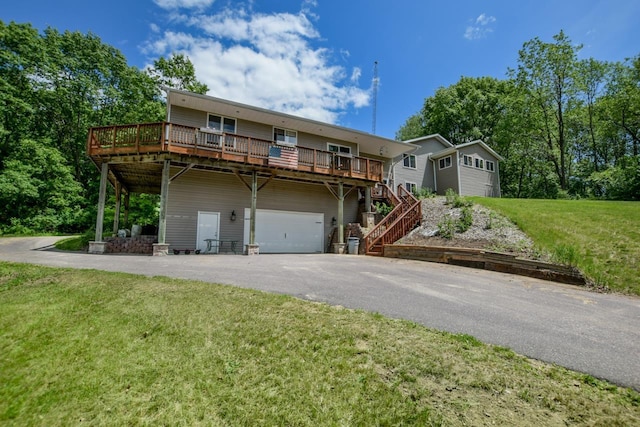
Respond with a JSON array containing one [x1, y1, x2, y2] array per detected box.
[[243, 208, 324, 253]]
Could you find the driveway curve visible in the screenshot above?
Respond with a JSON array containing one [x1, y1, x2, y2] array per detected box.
[[1, 237, 639, 391]]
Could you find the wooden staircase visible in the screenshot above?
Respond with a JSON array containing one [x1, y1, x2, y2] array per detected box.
[[363, 184, 422, 255]]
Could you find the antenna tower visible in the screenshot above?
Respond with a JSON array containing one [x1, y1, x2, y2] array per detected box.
[[372, 61, 379, 134]]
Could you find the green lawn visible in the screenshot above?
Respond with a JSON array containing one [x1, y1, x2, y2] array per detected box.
[[471, 198, 640, 295], [1, 262, 638, 426]]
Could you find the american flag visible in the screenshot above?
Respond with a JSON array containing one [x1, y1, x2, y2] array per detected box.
[[268, 146, 299, 168]]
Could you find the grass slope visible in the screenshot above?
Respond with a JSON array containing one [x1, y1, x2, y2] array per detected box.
[[472, 198, 640, 295], [1, 262, 638, 426]]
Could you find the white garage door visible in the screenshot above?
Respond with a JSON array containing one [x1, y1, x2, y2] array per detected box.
[[243, 208, 324, 253]]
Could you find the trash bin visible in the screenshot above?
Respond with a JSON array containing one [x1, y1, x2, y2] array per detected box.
[[348, 237, 360, 255]]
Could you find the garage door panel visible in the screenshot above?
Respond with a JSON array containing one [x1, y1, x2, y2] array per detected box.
[[243, 209, 324, 253]]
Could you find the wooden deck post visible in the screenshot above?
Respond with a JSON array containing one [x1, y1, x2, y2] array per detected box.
[[158, 160, 170, 244], [123, 192, 130, 228], [338, 181, 344, 244], [246, 170, 260, 255], [95, 163, 108, 242], [112, 181, 122, 236], [88, 162, 109, 254]]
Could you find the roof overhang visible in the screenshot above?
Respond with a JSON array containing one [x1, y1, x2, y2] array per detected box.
[[431, 140, 504, 161], [165, 88, 417, 159]]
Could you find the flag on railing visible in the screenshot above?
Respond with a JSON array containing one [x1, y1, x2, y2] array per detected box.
[[268, 145, 298, 168]]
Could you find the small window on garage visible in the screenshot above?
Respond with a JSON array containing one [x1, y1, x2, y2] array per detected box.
[[486, 160, 495, 172], [463, 155, 473, 167], [439, 156, 452, 170], [475, 158, 484, 169]]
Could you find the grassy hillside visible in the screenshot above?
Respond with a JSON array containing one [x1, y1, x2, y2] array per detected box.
[[471, 198, 640, 295], [1, 262, 638, 426]]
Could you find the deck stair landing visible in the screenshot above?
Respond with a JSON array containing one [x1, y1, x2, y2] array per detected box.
[[363, 185, 422, 255]]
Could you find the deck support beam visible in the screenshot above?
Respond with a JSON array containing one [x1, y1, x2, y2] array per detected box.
[[154, 160, 171, 256], [89, 162, 109, 254], [113, 181, 122, 236], [246, 170, 260, 255]]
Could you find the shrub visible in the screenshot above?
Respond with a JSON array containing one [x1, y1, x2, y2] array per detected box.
[[437, 215, 456, 239], [375, 202, 393, 217], [413, 187, 435, 199], [445, 188, 457, 205], [457, 206, 473, 233]]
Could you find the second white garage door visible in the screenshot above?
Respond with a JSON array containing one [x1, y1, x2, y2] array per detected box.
[[243, 208, 324, 253]]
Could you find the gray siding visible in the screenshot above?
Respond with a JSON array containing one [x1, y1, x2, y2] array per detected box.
[[457, 145, 501, 197], [435, 153, 459, 195], [393, 139, 448, 192], [165, 169, 359, 250]]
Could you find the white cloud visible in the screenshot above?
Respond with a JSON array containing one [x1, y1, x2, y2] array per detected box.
[[154, 0, 214, 10], [144, 5, 369, 124], [464, 13, 496, 40]]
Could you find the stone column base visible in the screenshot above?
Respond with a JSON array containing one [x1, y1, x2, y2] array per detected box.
[[88, 241, 107, 254], [362, 212, 376, 229], [333, 243, 346, 254], [153, 243, 170, 256], [245, 244, 260, 255]]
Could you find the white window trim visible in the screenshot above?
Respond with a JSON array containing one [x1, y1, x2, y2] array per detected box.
[[207, 113, 236, 133], [403, 154, 417, 169], [486, 160, 495, 172], [439, 155, 452, 170], [273, 127, 298, 146], [327, 142, 352, 156], [405, 181, 417, 193], [475, 158, 484, 169], [462, 154, 473, 167]]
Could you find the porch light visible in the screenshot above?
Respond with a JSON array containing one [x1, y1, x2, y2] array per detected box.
[[331, 217, 337, 226], [230, 210, 237, 221]]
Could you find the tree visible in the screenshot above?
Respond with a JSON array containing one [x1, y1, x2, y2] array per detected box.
[[147, 54, 209, 94], [513, 30, 581, 191], [0, 139, 84, 233]]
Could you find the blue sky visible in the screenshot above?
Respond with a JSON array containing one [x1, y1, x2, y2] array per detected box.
[[3, 0, 640, 139]]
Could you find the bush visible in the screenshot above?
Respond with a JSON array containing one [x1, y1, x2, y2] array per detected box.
[[457, 206, 473, 233], [375, 202, 393, 217], [413, 187, 435, 199], [437, 215, 456, 239], [444, 188, 473, 208]]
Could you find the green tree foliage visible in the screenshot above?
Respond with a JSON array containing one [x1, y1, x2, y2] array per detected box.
[[0, 139, 84, 233], [148, 54, 209, 94], [397, 31, 639, 200], [0, 20, 169, 233]]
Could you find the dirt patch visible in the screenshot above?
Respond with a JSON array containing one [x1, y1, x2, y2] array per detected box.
[[397, 197, 551, 262]]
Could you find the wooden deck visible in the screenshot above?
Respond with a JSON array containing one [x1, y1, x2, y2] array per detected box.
[[87, 122, 384, 182]]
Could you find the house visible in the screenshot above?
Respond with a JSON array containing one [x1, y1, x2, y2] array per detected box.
[[86, 88, 419, 255], [391, 134, 503, 197]]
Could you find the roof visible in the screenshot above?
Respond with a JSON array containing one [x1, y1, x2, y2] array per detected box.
[[430, 140, 504, 161], [165, 88, 418, 159], [402, 133, 454, 148]]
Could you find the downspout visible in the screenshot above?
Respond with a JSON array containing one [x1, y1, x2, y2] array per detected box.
[[456, 151, 462, 195], [430, 155, 437, 193]]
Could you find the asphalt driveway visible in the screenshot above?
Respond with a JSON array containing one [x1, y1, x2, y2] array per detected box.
[[1, 237, 639, 391]]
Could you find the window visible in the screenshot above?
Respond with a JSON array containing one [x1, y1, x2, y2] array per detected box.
[[405, 182, 417, 194], [463, 155, 473, 167], [274, 127, 297, 145], [486, 160, 495, 172], [438, 156, 452, 169], [207, 114, 236, 133], [403, 154, 417, 169], [475, 158, 484, 169], [328, 143, 352, 155]]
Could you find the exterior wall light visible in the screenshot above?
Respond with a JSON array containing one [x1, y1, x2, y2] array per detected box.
[[230, 210, 236, 221]]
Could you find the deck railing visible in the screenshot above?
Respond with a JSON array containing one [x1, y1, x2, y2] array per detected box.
[[87, 122, 383, 182], [363, 184, 422, 255]]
